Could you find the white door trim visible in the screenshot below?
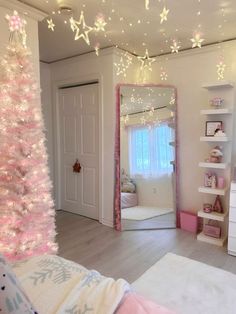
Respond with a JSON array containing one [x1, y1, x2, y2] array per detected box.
[[52, 73, 104, 223]]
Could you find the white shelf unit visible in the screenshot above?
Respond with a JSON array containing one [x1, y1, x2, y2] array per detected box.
[[198, 186, 227, 196], [200, 108, 232, 115], [200, 136, 229, 142], [197, 82, 235, 246], [198, 162, 229, 169]]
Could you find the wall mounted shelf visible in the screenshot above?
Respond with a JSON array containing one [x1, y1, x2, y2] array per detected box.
[[200, 136, 229, 142], [197, 232, 227, 246], [198, 162, 229, 169], [202, 81, 234, 90], [198, 186, 227, 196], [197, 209, 228, 222], [200, 108, 232, 115]]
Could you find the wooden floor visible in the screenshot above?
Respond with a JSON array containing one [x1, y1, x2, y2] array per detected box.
[[56, 211, 236, 283]]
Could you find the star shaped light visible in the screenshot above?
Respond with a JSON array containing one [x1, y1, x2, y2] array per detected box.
[[70, 11, 93, 45], [160, 70, 168, 81], [138, 49, 156, 71], [114, 57, 127, 77], [94, 43, 100, 56], [217, 60, 226, 80], [94, 14, 107, 31], [160, 6, 169, 24], [191, 33, 204, 48], [170, 40, 181, 53], [47, 18, 55, 31], [145, 0, 149, 10]]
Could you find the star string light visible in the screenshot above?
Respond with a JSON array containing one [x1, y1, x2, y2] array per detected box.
[[216, 58, 226, 80], [160, 69, 168, 81], [94, 43, 100, 56], [138, 49, 156, 71], [47, 18, 55, 31], [160, 6, 169, 24], [114, 56, 128, 77], [191, 33, 204, 48], [70, 11, 93, 45], [94, 13, 107, 31], [145, 0, 149, 10], [170, 40, 181, 53]]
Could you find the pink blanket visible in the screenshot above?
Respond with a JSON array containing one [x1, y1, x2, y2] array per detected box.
[[116, 292, 175, 314]]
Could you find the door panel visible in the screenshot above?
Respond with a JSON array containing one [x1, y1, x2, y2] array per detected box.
[[59, 84, 99, 219]]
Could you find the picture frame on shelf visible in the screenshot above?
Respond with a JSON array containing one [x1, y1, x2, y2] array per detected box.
[[205, 121, 223, 137]]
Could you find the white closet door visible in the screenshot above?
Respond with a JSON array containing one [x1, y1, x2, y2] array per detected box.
[[58, 84, 99, 220]]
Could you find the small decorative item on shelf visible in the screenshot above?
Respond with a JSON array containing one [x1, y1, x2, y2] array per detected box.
[[205, 121, 223, 137], [217, 176, 225, 189], [205, 146, 223, 163], [204, 220, 221, 238], [204, 172, 217, 188], [203, 203, 212, 213], [213, 195, 224, 213], [209, 97, 224, 107]]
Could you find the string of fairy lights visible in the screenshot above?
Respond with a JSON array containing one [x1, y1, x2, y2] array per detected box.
[[44, 0, 228, 81]]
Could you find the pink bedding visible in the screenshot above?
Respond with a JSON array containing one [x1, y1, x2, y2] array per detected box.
[[116, 292, 175, 314]]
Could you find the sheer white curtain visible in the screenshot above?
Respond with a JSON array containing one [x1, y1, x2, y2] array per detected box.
[[128, 123, 173, 178]]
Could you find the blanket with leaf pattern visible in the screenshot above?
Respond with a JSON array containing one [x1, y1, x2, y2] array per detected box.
[[12, 255, 130, 314]]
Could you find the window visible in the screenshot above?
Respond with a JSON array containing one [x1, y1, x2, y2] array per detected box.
[[128, 123, 173, 178]]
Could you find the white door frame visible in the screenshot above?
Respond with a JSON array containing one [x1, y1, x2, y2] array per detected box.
[[52, 73, 104, 223]]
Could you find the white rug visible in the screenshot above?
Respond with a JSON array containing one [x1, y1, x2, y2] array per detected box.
[[132, 253, 236, 314], [121, 206, 173, 220]]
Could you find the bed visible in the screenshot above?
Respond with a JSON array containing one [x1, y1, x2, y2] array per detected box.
[[121, 192, 138, 209], [8, 254, 173, 314]]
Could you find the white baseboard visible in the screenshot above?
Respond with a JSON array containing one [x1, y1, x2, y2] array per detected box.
[[101, 218, 114, 228]]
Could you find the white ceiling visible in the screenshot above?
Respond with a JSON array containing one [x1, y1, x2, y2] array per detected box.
[[19, 0, 236, 63]]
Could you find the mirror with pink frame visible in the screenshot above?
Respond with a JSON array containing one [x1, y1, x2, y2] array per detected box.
[[114, 84, 178, 231]]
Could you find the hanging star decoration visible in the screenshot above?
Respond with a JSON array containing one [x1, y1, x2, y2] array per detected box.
[[140, 116, 146, 125], [70, 11, 93, 45], [145, 0, 149, 10], [217, 59, 226, 80], [94, 13, 107, 31], [160, 69, 168, 81], [114, 56, 128, 77], [170, 40, 181, 53], [138, 49, 156, 71], [160, 6, 169, 24], [47, 18, 55, 31], [191, 33, 204, 48], [94, 43, 100, 56]]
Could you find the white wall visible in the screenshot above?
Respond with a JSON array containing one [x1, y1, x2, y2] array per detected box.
[[147, 41, 236, 213], [42, 41, 236, 226], [40, 62, 54, 194], [49, 48, 117, 226]]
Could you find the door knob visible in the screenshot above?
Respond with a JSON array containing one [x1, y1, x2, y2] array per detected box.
[[73, 159, 81, 173]]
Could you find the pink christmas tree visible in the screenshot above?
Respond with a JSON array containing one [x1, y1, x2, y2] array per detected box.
[[0, 11, 58, 260]]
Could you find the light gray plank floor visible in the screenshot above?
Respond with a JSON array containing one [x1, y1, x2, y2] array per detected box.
[[56, 211, 236, 283]]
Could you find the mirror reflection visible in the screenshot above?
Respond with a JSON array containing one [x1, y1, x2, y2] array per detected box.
[[120, 85, 177, 230]]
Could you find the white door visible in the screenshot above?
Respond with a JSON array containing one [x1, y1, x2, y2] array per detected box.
[[58, 84, 99, 220]]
